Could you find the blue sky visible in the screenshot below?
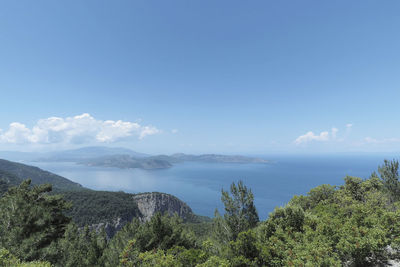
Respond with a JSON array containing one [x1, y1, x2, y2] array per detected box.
[[0, 0, 399, 154]]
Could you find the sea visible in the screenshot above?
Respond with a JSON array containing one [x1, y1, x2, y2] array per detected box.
[[30, 155, 395, 220]]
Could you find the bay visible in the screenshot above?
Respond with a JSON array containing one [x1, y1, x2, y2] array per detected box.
[[30, 155, 390, 220]]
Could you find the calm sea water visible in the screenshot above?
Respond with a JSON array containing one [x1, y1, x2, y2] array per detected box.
[[30, 155, 393, 219]]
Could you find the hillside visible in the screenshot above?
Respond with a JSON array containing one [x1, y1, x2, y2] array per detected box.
[[36, 146, 150, 162], [0, 169, 22, 195], [1, 158, 400, 266], [0, 158, 198, 239], [0, 146, 149, 162], [61, 190, 141, 226], [60, 190, 196, 238], [0, 159, 83, 191]]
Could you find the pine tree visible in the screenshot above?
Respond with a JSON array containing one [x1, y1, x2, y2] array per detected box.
[[220, 181, 259, 241], [378, 159, 400, 202], [0, 179, 70, 262]]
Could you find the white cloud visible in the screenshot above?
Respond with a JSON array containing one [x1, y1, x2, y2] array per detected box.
[[171, 129, 179, 134], [294, 124, 355, 146], [294, 131, 329, 145], [0, 122, 33, 143], [138, 126, 160, 140], [0, 113, 160, 145]]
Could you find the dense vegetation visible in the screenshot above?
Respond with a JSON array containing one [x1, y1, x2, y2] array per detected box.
[[61, 190, 141, 226], [0, 169, 22, 195], [0, 159, 399, 266]]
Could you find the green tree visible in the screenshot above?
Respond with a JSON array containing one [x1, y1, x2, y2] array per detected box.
[[255, 174, 397, 266], [378, 159, 400, 202], [103, 219, 141, 267], [0, 180, 70, 263], [262, 205, 305, 239], [0, 248, 52, 267], [58, 223, 107, 267], [229, 229, 261, 266], [219, 181, 259, 241], [196, 256, 230, 267], [120, 246, 177, 267], [112, 213, 196, 266], [133, 213, 195, 252], [167, 246, 208, 267], [289, 184, 337, 213]]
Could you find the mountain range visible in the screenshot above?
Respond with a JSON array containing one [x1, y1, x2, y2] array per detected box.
[[0, 146, 269, 170], [0, 146, 149, 162]]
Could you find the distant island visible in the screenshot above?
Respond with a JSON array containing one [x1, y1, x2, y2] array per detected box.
[[79, 154, 173, 169], [169, 153, 269, 164], [0, 147, 269, 170], [79, 153, 269, 169]]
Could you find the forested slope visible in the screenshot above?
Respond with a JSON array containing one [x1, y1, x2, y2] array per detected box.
[[0, 159, 400, 266], [0, 169, 22, 195], [0, 158, 196, 240], [0, 159, 82, 191]]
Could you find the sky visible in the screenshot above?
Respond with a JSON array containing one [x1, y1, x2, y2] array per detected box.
[[0, 0, 400, 155]]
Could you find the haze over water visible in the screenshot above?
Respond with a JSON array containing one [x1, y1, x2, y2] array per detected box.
[[31, 154, 389, 220]]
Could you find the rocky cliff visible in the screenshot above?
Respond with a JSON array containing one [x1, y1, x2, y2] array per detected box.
[[91, 192, 193, 238], [132, 192, 193, 222]]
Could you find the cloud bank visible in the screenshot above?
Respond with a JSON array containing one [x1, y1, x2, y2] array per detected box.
[[0, 113, 159, 145], [294, 127, 343, 145], [294, 131, 330, 145]]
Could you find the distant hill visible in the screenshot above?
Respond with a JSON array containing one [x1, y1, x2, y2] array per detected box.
[[36, 146, 150, 162], [79, 154, 172, 169], [0, 146, 149, 162], [0, 151, 40, 161], [170, 153, 269, 164], [0, 147, 268, 170], [0, 159, 83, 191], [79, 153, 269, 169]]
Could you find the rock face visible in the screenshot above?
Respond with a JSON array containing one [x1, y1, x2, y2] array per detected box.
[[90, 217, 127, 239], [132, 192, 193, 222], [90, 192, 193, 239]]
